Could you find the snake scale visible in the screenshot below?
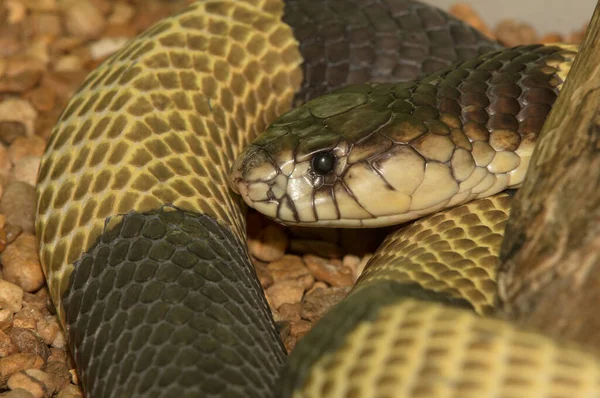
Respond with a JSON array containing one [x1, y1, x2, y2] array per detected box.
[[32, 0, 600, 397]]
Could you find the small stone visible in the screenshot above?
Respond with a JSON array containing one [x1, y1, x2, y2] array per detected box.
[[4, 388, 35, 398], [304, 254, 354, 287], [29, 12, 62, 37], [0, 183, 36, 234], [290, 319, 312, 337], [0, 280, 23, 312], [0, 122, 27, 145], [36, 317, 60, 345], [7, 328, 50, 360], [540, 33, 564, 43], [248, 224, 288, 262], [89, 37, 130, 60], [13, 156, 41, 186], [0, 329, 19, 357], [278, 302, 301, 322], [0, 353, 44, 385], [252, 259, 273, 288], [108, 1, 135, 24], [1, 233, 44, 292], [267, 255, 310, 282], [51, 331, 66, 349], [7, 369, 53, 398], [23, 86, 56, 113], [301, 286, 351, 322], [495, 20, 538, 47], [266, 275, 314, 309], [44, 360, 70, 393], [57, 384, 83, 398], [289, 239, 344, 258], [13, 319, 36, 330], [0, 99, 37, 139], [53, 55, 84, 72], [449, 3, 494, 39], [63, 0, 106, 39]]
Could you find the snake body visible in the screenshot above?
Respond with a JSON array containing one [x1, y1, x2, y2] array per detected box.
[[32, 0, 600, 397]]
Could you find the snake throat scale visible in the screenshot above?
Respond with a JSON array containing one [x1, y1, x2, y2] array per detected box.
[[32, 0, 600, 397]]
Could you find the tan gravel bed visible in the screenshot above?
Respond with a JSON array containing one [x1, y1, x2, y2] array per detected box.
[[0, 1, 588, 396]]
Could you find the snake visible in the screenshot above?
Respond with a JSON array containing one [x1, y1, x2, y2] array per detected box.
[[31, 0, 600, 397]]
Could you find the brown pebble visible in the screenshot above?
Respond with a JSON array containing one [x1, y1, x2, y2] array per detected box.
[[495, 19, 539, 47], [0, 122, 27, 145], [304, 254, 354, 287], [36, 317, 60, 346], [0, 99, 37, 139], [1, 233, 45, 292], [301, 286, 351, 322], [0, 353, 44, 385], [266, 275, 314, 309], [290, 239, 344, 258], [4, 388, 35, 398], [44, 360, 71, 393], [9, 136, 47, 164], [23, 86, 56, 113], [57, 384, 83, 398], [12, 156, 41, 186], [7, 369, 53, 398], [0, 329, 19, 357], [449, 3, 495, 39], [267, 255, 311, 282], [63, 0, 106, 39], [0, 182, 36, 234], [248, 224, 288, 262], [278, 302, 302, 322], [7, 328, 50, 360], [252, 259, 273, 289], [0, 280, 23, 313], [12, 319, 37, 330]]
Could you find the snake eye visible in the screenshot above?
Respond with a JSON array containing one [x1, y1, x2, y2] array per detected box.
[[312, 152, 336, 176]]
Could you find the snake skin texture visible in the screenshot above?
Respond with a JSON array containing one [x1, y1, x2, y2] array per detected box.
[[231, 44, 577, 227], [282, 0, 502, 104], [63, 207, 284, 397], [33, 0, 600, 397]]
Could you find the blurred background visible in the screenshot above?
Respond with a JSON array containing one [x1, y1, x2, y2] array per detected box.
[[423, 0, 595, 35]]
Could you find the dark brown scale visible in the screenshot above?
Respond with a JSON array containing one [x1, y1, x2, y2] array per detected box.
[[282, 0, 501, 104]]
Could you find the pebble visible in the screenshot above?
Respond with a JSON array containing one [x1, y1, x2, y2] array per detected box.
[[89, 37, 129, 60], [267, 255, 310, 282], [36, 317, 61, 346], [7, 328, 50, 361], [7, 369, 54, 398], [13, 156, 41, 186], [495, 19, 539, 46], [4, 389, 35, 398], [0, 280, 23, 313], [0, 182, 37, 234], [303, 254, 354, 287], [248, 224, 288, 262], [301, 286, 351, 322], [0, 354, 44, 385], [266, 275, 314, 309], [0, 98, 38, 139], [1, 233, 45, 292], [57, 385, 83, 398], [0, 329, 19, 357], [63, 0, 106, 39]]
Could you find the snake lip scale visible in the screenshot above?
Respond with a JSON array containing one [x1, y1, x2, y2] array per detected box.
[[33, 0, 596, 397]]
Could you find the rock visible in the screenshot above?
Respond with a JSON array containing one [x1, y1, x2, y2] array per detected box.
[[23, 86, 56, 113], [1, 233, 45, 292], [44, 360, 70, 393], [248, 224, 288, 262], [0, 182, 36, 234], [57, 384, 83, 398], [266, 275, 313, 309], [495, 20, 538, 47], [303, 254, 354, 287], [0, 353, 44, 385], [267, 255, 310, 282], [7, 369, 54, 398], [0, 280, 23, 312], [13, 156, 41, 186], [0, 99, 37, 139], [278, 302, 301, 322], [0, 329, 19, 357], [4, 388, 35, 398], [8, 136, 47, 165], [89, 37, 129, 60], [63, 0, 106, 39], [301, 286, 351, 322], [7, 328, 50, 361], [36, 317, 60, 346]]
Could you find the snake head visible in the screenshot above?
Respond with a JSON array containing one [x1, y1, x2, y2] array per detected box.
[[229, 82, 506, 227]]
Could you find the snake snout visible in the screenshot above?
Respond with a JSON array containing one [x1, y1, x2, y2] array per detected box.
[[229, 145, 279, 205]]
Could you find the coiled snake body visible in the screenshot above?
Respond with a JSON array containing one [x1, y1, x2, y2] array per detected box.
[[33, 0, 599, 397]]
